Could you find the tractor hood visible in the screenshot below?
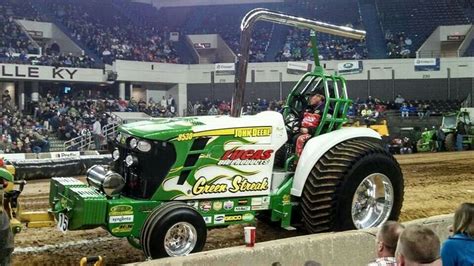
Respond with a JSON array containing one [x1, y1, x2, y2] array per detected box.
[[118, 111, 287, 142]]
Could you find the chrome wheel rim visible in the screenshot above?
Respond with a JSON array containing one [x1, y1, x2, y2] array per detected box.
[[164, 222, 197, 256], [351, 173, 394, 229]]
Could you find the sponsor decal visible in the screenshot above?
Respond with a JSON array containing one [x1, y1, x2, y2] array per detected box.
[[251, 205, 269, 211], [176, 127, 272, 141], [214, 214, 225, 224], [199, 201, 212, 212], [111, 224, 133, 233], [224, 215, 242, 222], [192, 176, 269, 195], [223, 200, 234, 210], [203, 216, 212, 224], [238, 199, 248, 205], [234, 206, 251, 212], [282, 194, 291, 204], [109, 205, 133, 216], [213, 201, 223, 211], [251, 196, 270, 210], [109, 215, 134, 223], [234, 127, 272, 138], [251, 197, 263, 206], [242, 213, 254, 222], [218, 149, 274, 166]]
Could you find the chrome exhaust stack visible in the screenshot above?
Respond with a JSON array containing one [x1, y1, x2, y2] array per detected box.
[[230, 8, 366, 117]]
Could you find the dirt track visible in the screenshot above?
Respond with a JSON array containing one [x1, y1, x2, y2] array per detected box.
[[11, 151, 474, 265]]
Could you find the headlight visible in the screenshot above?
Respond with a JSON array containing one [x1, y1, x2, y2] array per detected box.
[[129, 138, 138, 149], [137, 140, 151, 152], [112, 149, 120, 161], [125, 155, 137, 167]]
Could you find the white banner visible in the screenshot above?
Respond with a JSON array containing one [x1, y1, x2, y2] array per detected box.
[[215, 63, 235, 76], [50, 151, 81, 159], [0, 63, 107, 82], [337, 61, 363, 75], [170, 32, 179, 42], [414, 58, 440, 71], [287, 61, 310, 74], [1, 153, 26, 161]]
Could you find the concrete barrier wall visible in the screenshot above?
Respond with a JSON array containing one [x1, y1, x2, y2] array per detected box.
[[132, 214, 453, 266]]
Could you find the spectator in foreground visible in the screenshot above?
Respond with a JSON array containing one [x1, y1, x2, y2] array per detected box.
[[368, 221, 405, 266], [396, 225, 442, 266], [441, 202, 474, 266]]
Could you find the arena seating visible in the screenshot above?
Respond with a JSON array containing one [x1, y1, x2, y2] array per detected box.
[[1, 0, 474, 66], [0, 1, 41, 57], [44, 0, 179, 64], [277, 0, 367, 61], [181, 3, 281, 62], [376, 0, 471, 58]]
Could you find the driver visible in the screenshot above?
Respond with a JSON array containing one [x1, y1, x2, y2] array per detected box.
[[296, 92, 326, 157]]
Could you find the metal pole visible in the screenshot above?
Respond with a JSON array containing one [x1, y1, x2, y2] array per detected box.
[[367, 70, 371, 99], [279, 72, 283, 101], [447, 68, 451, 100], [392, 69, 395, 101], [230, 8, 366, 117]]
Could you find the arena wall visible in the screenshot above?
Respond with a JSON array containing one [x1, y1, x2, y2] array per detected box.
[[133, 214, 453, 266]]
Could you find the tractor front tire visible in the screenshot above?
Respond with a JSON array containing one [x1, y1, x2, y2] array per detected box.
[[445, 133, 456, 151], [301, 138, 404, 233], [140, 202, 207, 259]]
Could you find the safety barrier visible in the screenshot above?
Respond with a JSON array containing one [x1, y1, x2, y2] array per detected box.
[[133, 214, 453, 266], [2, 152, 112, 180]]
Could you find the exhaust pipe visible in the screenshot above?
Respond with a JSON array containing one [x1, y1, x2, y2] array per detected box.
[[230, 8, 366, 117]]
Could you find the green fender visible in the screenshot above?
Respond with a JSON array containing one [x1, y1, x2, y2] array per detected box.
[[0, 168, 13, 183]]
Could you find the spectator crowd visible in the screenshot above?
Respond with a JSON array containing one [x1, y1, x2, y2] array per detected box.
[[188, 98, 284, 116], [385, 31, 413, 58], [0, 88, 180, 154], [368, 202, 473, 266]]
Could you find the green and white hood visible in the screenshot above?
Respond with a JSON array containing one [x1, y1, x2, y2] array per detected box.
[[118, 111, 288, 201]]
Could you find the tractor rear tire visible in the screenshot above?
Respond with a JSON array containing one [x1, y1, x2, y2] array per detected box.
[[445, 133, 456, 151], [140, 202, 207, 259], [301, 138, 404, 233]]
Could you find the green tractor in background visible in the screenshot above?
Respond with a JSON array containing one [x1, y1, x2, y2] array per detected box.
[[416, 127, 437, 152], [47, 9, 404, 259], [441, 110, 473, 151], [416, 109, 473, 152]]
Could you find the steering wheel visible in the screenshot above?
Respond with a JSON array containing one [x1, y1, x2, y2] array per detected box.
[[283, 106, 302, 135]]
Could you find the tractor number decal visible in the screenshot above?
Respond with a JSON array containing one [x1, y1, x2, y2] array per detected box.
[[218, 149, 274, 166], [176, 126, 272, 141], [192, 176, 269, 195]]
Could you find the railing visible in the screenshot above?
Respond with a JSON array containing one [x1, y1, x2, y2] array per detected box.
[[63, 113, 121, 151]]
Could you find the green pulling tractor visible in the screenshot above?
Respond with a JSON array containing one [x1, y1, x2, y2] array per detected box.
[[48, 9, 404, 259], [417, 109, 473, 152], [442, 110, 473, 151]]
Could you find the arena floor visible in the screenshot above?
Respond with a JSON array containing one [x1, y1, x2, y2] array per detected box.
[[11, 151, 474, 265]]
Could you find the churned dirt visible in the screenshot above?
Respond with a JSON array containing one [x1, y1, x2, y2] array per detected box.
[[11, 151, 474, 265]]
